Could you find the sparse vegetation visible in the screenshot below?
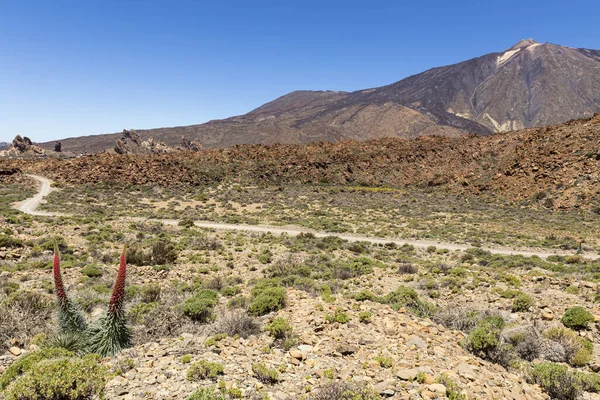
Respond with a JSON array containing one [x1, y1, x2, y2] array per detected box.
[[561, 306, 594, 330], [186, 360, 225, 381]]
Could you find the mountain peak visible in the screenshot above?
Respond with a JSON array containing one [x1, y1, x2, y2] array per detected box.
[[507, 38, 538, 51]]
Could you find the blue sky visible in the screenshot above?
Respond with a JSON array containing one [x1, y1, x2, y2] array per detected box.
[[1, 0, 599, 142]]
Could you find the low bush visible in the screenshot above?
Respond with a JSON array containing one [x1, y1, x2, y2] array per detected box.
[[265, 317, 293, 340], [3, 354, 111, 400], [359, 311, 372, 323], [0, 234, 24, 248], [182, 290, 219, 323], [434, 308, 484, 332], [213, 311, 260, 338], [463, 315, 513, 366], [543, 327, 593, 366], [186, 360, 224, 381], [561, 306, 594, 330], [0, 348, 73, 390], [0, 291, 52, 353], [251, 363, 279, 384], [527, 362, 582, 400], [248, 286, 286, 316], [512, 293, 533, 312], [374, 355, 393, 368], [308, 382, 380, 400], [355, 289, 375, 302], [381, 286, 438, 317], [397, 263, 418, 274], [126, 240, 178, 266], [325, 308, 349, 324], [186, 388, 225, 400], [80, 265, 102, 278], [140, 283, 161, 303]]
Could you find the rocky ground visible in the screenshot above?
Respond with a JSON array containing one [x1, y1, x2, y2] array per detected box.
[[2, 140, 600, 399], [3, 114, 600, 211]]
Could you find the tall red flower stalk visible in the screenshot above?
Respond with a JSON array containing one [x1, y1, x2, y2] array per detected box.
[[108, 247, 127, 315], [53, 241, 87, 333], [53, 243, 67, 304], [88, 245, 132, 356]]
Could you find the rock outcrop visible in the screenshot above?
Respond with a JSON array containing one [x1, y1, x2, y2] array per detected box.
[[0, 135, 46, 157], [113, 130, 175, 155]]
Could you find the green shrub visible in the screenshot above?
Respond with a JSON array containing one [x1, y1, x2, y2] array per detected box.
[[186, 388, 225, 400], [251, 363, 279, 384], [355, 290, 375, 302], [381, 286, 438, 317], [0, 281, 19, 296], [129, 302, 160, 323], [186, 360, 224, 381], [325, 308, 349, 324], [562, 306, 594, 330], [359, 311, 372, 323], [576, 371, 600, 393], [0, 234, 24, 248], [565, 286, 580, 295], [181, 354, 192, 364], [527, 362, 582, 400], [463, 316, 506, 360], [182, 290, 219, 322], [140, 283, 161, 303], [335, 257, 376, 279], [80, 265, 102, 278], [0, 348, 74, 390], [437, 374, 466, 400], [3, 354, 111, 400], [220, 286, 241, 297], [374, 355, 393, 368], [248, 287, 286, 316], [205, 333, 227, 347], [265, 317, 293, 340], [512, 293, 533, 312]]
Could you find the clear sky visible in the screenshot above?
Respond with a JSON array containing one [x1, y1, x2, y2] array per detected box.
[[1, 0, 599, 143]]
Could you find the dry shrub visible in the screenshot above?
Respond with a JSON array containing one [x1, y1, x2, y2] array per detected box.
[[131, 291, 203, 345], [0, 291, 53, 351], [309, 382, 379, 400], [212, 310, 261, 338], [397, 263, 418, 274]]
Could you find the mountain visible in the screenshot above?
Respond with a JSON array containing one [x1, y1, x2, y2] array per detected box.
[[0, 142, 8, 150], [38, 39, 600, 153]]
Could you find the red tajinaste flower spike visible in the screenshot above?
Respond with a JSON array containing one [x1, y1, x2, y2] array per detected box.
[[108, 246, 127, 314], [53, 242, 67, 304]]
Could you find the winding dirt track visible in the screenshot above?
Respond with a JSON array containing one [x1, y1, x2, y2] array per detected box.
[[15, 174, 599, 260]]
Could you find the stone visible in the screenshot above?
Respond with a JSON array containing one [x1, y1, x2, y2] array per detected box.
[[336, 344, 359, 355], [406, 336, 428, 349], [8, 347, 21, 356], [298, 345, 313, 353], [541, 311, 554, 321], [428, 383, 447, 394], [396, 368, 418, 381]]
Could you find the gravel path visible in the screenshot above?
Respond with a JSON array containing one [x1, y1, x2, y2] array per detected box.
[[16, 174, 598, 260]]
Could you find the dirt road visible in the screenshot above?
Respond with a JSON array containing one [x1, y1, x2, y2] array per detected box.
[[15, 174, 598, 260]]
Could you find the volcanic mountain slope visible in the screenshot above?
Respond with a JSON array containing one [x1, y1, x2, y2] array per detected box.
[[37, 39, 600, 153]]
